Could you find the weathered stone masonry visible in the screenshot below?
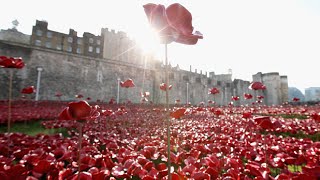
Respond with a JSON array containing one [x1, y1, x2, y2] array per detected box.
[[0, 21, 288, 105]]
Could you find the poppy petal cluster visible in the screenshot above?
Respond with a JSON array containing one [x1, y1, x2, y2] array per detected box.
[[143, 3, 203, 45], [257, 95, 264, 100], [58, 100, 100, 121], [232, 96, 240, 101], [160, 83, 172, 91], [292, 97, 300, 102], [170, 108, 187, 119], [209, 87, 219, 95], [101, 109, 113, 117], [249, 82, 266, 90], [0, 56, 25, 69], [109, 98, 116, 104], [244, 93, 253, 100], [21, 86, 36, 94], [120, 79, 135, 88]]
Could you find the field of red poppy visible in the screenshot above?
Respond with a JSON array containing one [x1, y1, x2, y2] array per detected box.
[[1, 100, 320, 180]]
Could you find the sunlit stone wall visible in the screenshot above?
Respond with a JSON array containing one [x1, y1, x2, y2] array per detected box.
[[0, 40, 288, 106]]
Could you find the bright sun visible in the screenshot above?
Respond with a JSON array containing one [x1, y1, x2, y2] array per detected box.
[[132, 28, 162, 58]]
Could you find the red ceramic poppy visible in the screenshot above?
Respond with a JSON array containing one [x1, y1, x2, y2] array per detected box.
[[109, 98, 116, 104], [120, 79, 135, 88], [213, 109, 223, 116], [292, 97, 300, 102], [175, 99, 181, 104], [249, 82, 266, 90], [160, 83, 172, 91], [311, 113, 320, 122], [257, 95, 264, 100], [0, 56, 25, 69], [209, 87, 219, 95], [143, 3, 203, 45], [58, 100, 100, 121], [242, 112, 252, 119], [244, 93, 253, 100], [170, 108, 186, 119], [101, 109, 113, 117], [21, 86, 36, 94], [254, 116, 273, 129], [232, 96, 240, 101]]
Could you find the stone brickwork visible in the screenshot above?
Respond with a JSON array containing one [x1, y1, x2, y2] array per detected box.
[[0, 41, 156, 103], [0, 28, 30, 45], [280, 76, 289, 103], [252, 72, 289, 105], [0, 21, 289, 105], [30, 20, 104, 58]]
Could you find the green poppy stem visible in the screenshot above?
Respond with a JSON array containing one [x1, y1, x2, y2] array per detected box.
[[164, 43, 171, 180]]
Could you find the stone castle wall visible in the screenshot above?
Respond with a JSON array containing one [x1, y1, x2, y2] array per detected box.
[[0, 40, 289, 105], [252, 72, 288, 105], [0, 21, 289, 105], [0, 41, 155, 103], [280, 76, 289, 103]]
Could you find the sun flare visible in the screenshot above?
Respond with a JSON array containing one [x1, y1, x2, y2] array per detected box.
[[132, 28, 162, 58]]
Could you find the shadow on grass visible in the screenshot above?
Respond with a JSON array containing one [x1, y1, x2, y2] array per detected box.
[[0, 120, 69, 137]]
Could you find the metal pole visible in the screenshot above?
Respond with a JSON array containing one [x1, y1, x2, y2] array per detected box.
[[205, 85, 208, 106], [7, 69, 13, 133], [117, 78, 120, 104], [165, 43, 171, 180], [186, 82, 189, 104], [35, 67, 43, 101]]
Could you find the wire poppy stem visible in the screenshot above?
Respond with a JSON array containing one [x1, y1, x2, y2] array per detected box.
[[164, 43, 171, 180], [78, 122, 83, 180], [7, 69, 13, 133]]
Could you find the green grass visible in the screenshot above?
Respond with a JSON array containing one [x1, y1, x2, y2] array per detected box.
[[270, 165, 302, 177], [288, 165, 302, 173], [0, 120, 69, 136], [262, 130, 320, 142], [255, 113, 308, 120], [279, 114, 308, 119]]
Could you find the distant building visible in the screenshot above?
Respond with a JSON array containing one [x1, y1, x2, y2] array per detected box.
[[252, 72, 288, 105], [30, 20, 104, 58], [305, 87, 320, 102], [0, 28, 30, 44]]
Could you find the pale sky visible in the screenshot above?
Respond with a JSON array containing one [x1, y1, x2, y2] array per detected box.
[[1, 0, 320, 94]]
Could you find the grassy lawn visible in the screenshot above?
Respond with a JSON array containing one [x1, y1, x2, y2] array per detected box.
[[0, 120, 68, 136], [255, 113, 309, 120]]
